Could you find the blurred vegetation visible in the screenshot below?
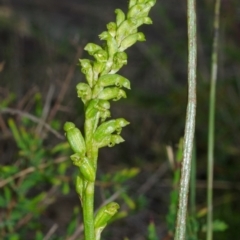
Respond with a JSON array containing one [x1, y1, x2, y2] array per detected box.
[[0, 0, 240, 239]]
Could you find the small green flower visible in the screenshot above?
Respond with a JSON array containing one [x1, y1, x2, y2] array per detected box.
[[76, 83, 92, 104], [94, 118, 130, 142], [94, 202, 120, 229], [79, 59, 94, 87], [64, 122, 86, 156], [115, 9, 125, 26], [95, 134, 124, 148], [119, 32, 146, 52], [70, 154, 95, 182], [98, 87, 127, 101], [107, 22, 117, 37], [84, 43, 103, 56]]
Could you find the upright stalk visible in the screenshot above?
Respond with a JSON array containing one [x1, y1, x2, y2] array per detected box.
[[174, 0, 197, 239], [190, 142, 196, 216], [207, 0, 221, 240]]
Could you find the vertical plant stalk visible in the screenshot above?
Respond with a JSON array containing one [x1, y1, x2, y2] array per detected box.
[[174, 0, 197, 239], [207, 0, 221, 240], [190, 142, 196, 216]]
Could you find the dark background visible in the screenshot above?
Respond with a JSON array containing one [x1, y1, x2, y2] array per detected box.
[[1, 0, 240, 239]]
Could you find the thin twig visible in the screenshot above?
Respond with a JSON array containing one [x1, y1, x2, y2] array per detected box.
[[137, 162, 169, 195], [174, 0, 197, 239], [47, 46, 82, 122], [0, 107, 64, 139], [43, 224, 59, 240], [36, 84, 55, 135]]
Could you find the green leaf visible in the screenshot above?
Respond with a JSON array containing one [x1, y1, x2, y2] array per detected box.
[[147, 221, 159, 240]]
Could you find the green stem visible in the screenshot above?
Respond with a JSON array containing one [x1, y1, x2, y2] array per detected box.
[[174, 0, 197, 239], [207, 1, 221, 240], [190, 142, 196, 216], [83, 181, 95, 240]]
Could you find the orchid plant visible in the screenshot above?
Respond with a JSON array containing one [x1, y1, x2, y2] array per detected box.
[[63, 1, 156, 239]]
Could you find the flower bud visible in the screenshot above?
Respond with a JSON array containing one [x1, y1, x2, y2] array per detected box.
[[96, 134, 125, 148], [93, 61, 105, 81], [85, 100, 111, 136], [110, 52, 128, 74], [134, 16, 153, 28], [100, 109, 111, 122], [129, 0, 138, 8], [79, 59, 93, 87], [92, 83, 103, 98], [115, 118, 130, 133], [63, 122, 86, 155], [98, 74, 131, 89], [107, 22, 117, 37], [84, 43, 102, 56], [70, 154, 95, 182], [76, 83, 92, 104], [119, 32, 145, 52], [98, 87, 127, 101], [106, 37, 118, 59], [75, 175, 85, 198], [94, 118, 129, 142], [93, 49, 108, 63], [99, 31, 111, 40], [94, 202, 120, 229], [115, 9, 125, 26], [127, 2, 155, 19], [116, 19, 137, 44]]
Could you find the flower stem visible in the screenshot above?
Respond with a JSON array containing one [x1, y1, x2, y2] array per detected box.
[[83, 181, 95, 240], [207, 0, 221, 239]]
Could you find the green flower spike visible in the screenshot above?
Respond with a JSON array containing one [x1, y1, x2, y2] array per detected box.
[[63, 1, 155, 239]]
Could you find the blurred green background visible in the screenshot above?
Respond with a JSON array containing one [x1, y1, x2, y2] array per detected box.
[[0, 0, 240, 239]]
